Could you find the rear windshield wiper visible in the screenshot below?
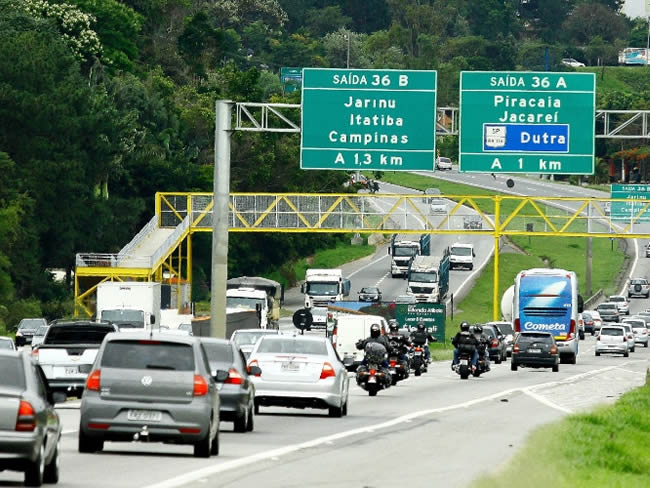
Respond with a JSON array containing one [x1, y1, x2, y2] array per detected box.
[[145, 364, 176, 370]]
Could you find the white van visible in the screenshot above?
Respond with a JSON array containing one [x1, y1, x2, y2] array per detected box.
[[450, 242, 475, 270], [331, 315, 388, 370]]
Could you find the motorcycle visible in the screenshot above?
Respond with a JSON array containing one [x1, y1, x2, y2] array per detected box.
[[454, 345, 489, 380], [410, 344, 427, 376], [355, 342, 392, 396], [387, 339, 410, 385]]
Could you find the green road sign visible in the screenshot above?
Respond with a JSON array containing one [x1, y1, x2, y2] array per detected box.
[[301, 69, 437, 171], [395, 303, 445, 342], [281, 67, 302, 94], [459, 71, 595, 174], [611, 184, 650, 221]]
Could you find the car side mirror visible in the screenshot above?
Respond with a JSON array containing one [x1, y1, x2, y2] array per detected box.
[[150, 314, 156, 324], [300, 283, 306, 293], [212, 370, 229, 382], [248, 366, 262, 376]]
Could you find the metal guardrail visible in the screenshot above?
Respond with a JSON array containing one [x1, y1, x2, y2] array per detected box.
[[584, 289, 604, 310], [117, 215, 158, 258], [150, 216, 190, 268]]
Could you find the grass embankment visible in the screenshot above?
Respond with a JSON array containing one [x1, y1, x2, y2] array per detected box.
[[474, 375, 650, 488], [378, 172, 627, 359]]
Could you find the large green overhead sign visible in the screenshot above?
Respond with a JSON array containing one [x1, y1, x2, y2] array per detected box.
[[611, 184, 650, 221], [301, 69, 437, 171], [459, 71, 595, 174]]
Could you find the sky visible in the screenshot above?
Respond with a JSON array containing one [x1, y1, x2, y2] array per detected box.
[[623, 0, 649, 18]]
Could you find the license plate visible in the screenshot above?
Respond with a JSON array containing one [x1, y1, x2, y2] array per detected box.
[[64, 367, 78, 375], [390, 368, 396, 374], [281, 362, 301, 371], [127, 410, 162, 422], [415, 351, 423, 356], [368, 376, 377, 384], [528, 348, 541, 353]]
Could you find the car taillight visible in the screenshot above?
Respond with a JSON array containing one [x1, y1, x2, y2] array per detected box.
[[586, 321, 593, 325], [16, 401, 36, 432], [415, 346, 422, 352], [193, 375, 209, 396], [513, 344, 520, 353], [31, 348, 39, 361], [86, 369, 101, 391], [331, 326, 338, 349], [369, 368, 377, 375], [225, 368, 243, 385], [247, 360, 261, 376], [550, 346, 558, 354], [569, 319, 576, 336], [320, 362, 336, 380], [389, 359, 397, 367], [491, 339, 499, 347]]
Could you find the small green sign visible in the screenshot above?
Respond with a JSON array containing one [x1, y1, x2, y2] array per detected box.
[[301, 68, 437, 171], [395, 303, 446, 342], [459, 71, 595, 174], [281, 67, 302, 94], [611, 184, 650, 221]]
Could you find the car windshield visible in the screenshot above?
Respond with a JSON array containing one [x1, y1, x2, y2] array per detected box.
[[581, 313, 593, 321], [45, 325, 114, 344], [101, 309, 144, 325], [517, 333, 552, 343], [101, 341, 195, 370], [609, 297, 625, 303], [34, 326, 49, 336], [601, 328, 623, 336], [0, 357, 24, 388], [439, 158, 451, 163], [361, 288, 379, 294], [481, 328, 496, 339], [226, 297, 265, 310], [631, 279, 647, 285], [598, 304, 617, 310], [0, 339, 14, 350], [624, 321, 645, 329], [257, 338, 328, 356], [394, 247, 417, 257], [494, 323, 513, 334], [431, 199, 444, 205], [178, 323, 192, 331], [233, 331, 271, 346], [409, 272, 437, 283], [18, 319, 44, 330], [201, 342, 233, 363], [305, 282, 339, 295], [451, 247, 472, 256]]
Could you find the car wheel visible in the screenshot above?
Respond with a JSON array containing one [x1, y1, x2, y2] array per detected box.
[[571, 354, 577, 365], [78, 429, 103, 454], [43, 439, 60, 484], [510, 362, 518, 371], [631, 347, 635, 353], [24, 443, 44, 487], [595, 351, 600, 356], [254, 400, 260, 415], [246, 404, 255, 432], [579, 331, 585, 340], [210, 426, 220, 456], [194, 432, 212, 458], [495, 356, 501, 364], [645, 342, 648, 348], [368, 389, 378, 396], [591, 331, 594, 336], [328, 398, 344, 417], [234, 409, 247, 433], [624, 351, 629, 357], [342, 398, 348, 416], [552, 364, 559, 373]]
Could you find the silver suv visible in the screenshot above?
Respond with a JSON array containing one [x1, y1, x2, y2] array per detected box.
[[628, 278, 650, 298], [79, 333, 224, 457]]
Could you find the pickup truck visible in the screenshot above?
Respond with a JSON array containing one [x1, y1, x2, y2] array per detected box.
[[34, 320, 117, 399]]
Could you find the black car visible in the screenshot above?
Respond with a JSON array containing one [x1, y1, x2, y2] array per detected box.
[[482, 325, 507, 363], [199, 338, 257, 433], [358, 287, 382, 302], [511, 332, 560, 372], [14, 318, 47, 347]]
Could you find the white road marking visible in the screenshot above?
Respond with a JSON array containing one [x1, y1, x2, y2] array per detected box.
[[619, 237, 639, 296], [62, 429, 78, 435], [375, 272, 389, 287], [142, 363, 640, 488], [348, 253, 390, 279], [522, 389, 572, 414]]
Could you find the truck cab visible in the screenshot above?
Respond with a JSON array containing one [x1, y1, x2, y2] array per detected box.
[[389, 234, 431, 277], [407, 250, 450, 304], [450, 242, 475, 270], [302, 269, 351, 327], [226, 277, 283, 329]]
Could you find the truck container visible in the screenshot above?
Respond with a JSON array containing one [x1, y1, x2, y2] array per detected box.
[[96, 281, 161, 331]]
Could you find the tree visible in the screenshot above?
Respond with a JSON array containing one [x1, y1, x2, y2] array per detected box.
[[464, 0, 520, 41], [562, 3, 629, 44], [323, 29, 369, 68], [305, 5, 352, 37]]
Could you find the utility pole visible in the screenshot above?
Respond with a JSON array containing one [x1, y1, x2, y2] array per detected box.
[[586, 237, 592, 298], [211, 100, 233, 338]]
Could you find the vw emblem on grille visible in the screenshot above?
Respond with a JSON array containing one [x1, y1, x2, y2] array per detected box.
[[141, 376, 153, 387]]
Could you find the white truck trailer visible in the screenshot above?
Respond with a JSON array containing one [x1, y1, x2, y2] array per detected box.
[[96, 281, 161, 331]]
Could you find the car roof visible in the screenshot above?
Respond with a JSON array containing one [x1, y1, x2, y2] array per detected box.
[[609, 295, 625, 299], [104, 331, 197, 345], [599, 302, 617, 306], [520, 331, 552, 335], [232, 328, 278, 334], [451, 242, 473, 247], [601, 325, 624, 329], [260, 334, 327, 343], [198, 337, 230, 346]]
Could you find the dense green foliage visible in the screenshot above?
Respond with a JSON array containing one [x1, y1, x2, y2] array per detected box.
[[0, 0, 646, 329]]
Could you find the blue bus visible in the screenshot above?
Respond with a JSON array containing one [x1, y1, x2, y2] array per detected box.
[[513, 269, 583, 363]]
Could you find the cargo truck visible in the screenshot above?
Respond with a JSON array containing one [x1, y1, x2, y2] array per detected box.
[[389, 234, 431, 277], [406, 249, 450, 304], [226, 276, 284, 329], [96, 281, 161, 331]]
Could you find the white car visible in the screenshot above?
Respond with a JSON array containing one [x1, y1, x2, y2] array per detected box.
[[231, 328, 280, 359], [248, 334, 350, 417], [436, 157, 452, 170], [0, 336, 16, 350], [429, 198, 447, 214], [584, 310, 603, 333], [619, 323, 636, 353], [562, 58, 585, 67], [628, 278, 650, 298], [622, 318, 649, 348], [608, 295, 629, 315], [595, 326, 628, 357]]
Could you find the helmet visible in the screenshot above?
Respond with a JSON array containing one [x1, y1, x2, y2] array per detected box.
[[460, 321, 470, 332], [473, 325, 483, 334], [370, 323, 381, 338], [389, 322, 399, 333], [417, 322, 425, 331]]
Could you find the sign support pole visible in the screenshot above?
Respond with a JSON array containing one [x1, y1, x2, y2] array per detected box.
[[211, 100, 233, 338], [493, 197, 501, 321]]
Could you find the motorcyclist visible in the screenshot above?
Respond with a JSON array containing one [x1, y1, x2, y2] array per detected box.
[[386, 320, 410, 364], [472, 324, 491, 372], [356, 323, 390, 367], [451, 321, 479, 371], [410, 322, 436, 363]]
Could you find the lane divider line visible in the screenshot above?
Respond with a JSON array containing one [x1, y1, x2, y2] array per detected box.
[[142, 362, 641, 488]]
